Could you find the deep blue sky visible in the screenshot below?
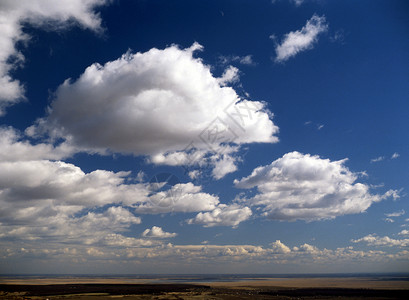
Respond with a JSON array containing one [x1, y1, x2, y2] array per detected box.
[[0, 0, 408, 274]]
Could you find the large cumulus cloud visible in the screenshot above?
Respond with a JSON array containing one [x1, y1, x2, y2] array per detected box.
[[29, 43, 278, 178], [234, 151, 399, 221]]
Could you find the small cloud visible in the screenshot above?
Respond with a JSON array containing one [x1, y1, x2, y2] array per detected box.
[[291, 0, 304, 6], [398, 230, 409, 236], [330, 29, 346, 44], [384, 218, 395, 223], [385, 210, 405, 218], [142, 226, 177, 238], [317, 124, 324, 130], [391, 153, 400, 159], [274, 14, 328, 63], [370, 156, 385, 163], [219, 55, 256, 66]]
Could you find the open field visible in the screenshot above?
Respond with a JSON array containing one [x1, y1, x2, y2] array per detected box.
[[1, 276, 409, 299]]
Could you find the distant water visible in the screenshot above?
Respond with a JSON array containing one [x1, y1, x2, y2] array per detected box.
[[1, 273, 409, 283]]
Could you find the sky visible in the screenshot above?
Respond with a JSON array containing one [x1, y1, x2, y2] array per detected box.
[[0, 0, 408, 274]]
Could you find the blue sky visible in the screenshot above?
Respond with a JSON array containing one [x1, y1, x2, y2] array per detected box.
[[0, 0, 408, 274]]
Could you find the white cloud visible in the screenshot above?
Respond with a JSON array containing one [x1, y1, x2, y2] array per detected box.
[[217, 65, 240, 86], [0, 159, 222, 243], [270, 240, 291, 254], [352, 234, 409, 247], [275, 14, 328, 62], [0, 127, 75, 162], [29, 43, 278, 179], [234, 151, 399, 221], [211, 154, 238, 180], [142, 226, 177, 238], [384, 218, 395, 223], [187, 204, 252, 228], [0, 0, 109, 114], [370, 156, 385, 163], [391, 152, 400, 159], [134, 182, 219, 214], [398, 230, 409, 236], [385, 210, 405, 218]]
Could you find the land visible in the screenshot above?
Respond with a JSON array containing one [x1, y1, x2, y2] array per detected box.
[[1, 277, 409, 299]]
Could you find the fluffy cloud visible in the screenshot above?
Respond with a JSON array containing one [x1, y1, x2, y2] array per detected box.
[[270, 240, 291, 254], [398, 230, 409, 236], [134, 182, 219, 214], [352, 234, 409, 248], [0, 0, 109, 114], [0, 127, 75, 162], [142, 226, 177, 238], [234, 151, 399, 221], [274, 14, 328, 62], [0, 159, 221, 244], [187, 204, 252, 228], [29, 43, 278, 179]]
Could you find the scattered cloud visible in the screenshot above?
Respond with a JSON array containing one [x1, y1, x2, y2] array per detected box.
[[219, 55, 255, 66], [274, 14, 328, 62], [270, 240, 291, 253], [391, 152, 400, 159], [0, 127, 75, 162], [234, 151, 399, 221], [384, 218, 395, 223], [217, 66, 240, 86], [398, 230, 409, 236], [352, 234, 409, 247], [291, 0, 304, 6], [385, 210, 405, 218], [28, 43, 278, 179], [370, 156, 385, 163], [187, 204, 252, 228], [0, 0, 110, 115], [142, 226, 177, 238]]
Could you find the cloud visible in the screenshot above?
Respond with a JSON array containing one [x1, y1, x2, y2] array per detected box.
[[29, 43, 278, 179], [274, 14, 328, 62], [370, 156, 385, 163], [398, 230, 409, 236], [352, 234, 409, 247], [0, 0, 110, 115], [187, 204, 252, 228], [291, 0, 304, 6], [217, 66, 240, 86], [270, 240, 291, 254], [0, 158, 223, 244], [234, 151, 399, 221], [134, 182, 219, 214], [142, 226, 177, 238], [385, 210, 405, 218], [391, 153, 400, 159], [219, 55, 255, 66], [0, 127, 75, 162]]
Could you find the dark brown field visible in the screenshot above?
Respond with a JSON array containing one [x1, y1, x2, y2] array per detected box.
[[1, 277, 409, 299]]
